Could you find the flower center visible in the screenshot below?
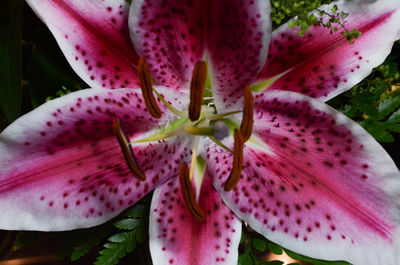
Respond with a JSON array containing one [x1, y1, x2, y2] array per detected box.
[[114, 58, 254, 221]]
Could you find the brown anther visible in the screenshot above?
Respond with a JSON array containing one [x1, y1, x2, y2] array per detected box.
[[138, 57, 162, 118], [188, 61, 207, 121], [113, 119, 146, 181], [179, 162, 206, 222], [224, 129, 244, 191], [240, 85, 254, 142]]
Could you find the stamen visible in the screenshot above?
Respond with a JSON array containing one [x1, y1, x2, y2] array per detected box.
[[240, 85, 254, 142], [138, 57, 162, 119], [189, 137, 200, 181], [189, 61, 207, 121], [179, 162, 206, 222], [113, 119, 146, 181], [224, 129, 244, 191]]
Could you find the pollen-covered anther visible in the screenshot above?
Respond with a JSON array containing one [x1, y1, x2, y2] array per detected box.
[[179, 162, 206, 222], [113, 119, 146, 181], [188, 61, 207, 121], [240, 85, 254, 142], [138, 57, 162, 119], [224, 129, 244, 191]]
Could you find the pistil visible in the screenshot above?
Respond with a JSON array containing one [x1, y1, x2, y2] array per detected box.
[[189, 61, 207, 121], [138, 58, 162, 119], [224, 129, 244, 191], [179, 162, 206, 222], [240, 86, 254, 142], [113, 119, 146, 181]]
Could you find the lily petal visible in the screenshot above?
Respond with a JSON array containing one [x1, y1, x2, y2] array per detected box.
[[207, 0, 271, 111], [149, 167, 241, 265], [129, 0, 271, 109], [209, 90, 400, 265], [128, 0, 206, 90], [0, 88, 191, 231], [26, 0, 139, 89], [256, 0, 400, 101]]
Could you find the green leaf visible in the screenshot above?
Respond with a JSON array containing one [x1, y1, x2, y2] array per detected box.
[[108, 232, 133, 243], [95, 204, 148, 265], [0, 0, 22, 122], [238, 251, 252, 265], [95, 231, 136, 265], [267, 241, 283, 255], [114, 218, 142, 230], [388, 107, 400, 122], [253, 237, 267, 251], [359, 120, 395, 142], [377, 97, 400, 120], [385, 122, 400, 133]]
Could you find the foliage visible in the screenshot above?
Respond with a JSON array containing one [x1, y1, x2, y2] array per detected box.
[[54, 202, 149, 264], [271, 0, 360, 43]]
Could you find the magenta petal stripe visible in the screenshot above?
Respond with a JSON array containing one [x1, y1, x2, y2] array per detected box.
[[149, 170, 241, 265], [0, 88, 191, 231], [208, 0, 271, 112], [209, 91, 400, 265], [26, 0, 140, 89], [256, 0, 400, 101], [129, 0, 206, 91]]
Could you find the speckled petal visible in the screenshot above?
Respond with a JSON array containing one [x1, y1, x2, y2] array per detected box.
[[209, 91, 400, 265], [256, 0, 400, 101], [208, 0, 271, 112], [129, 0, 206, 90], [0, 87, 192, 231], [26, 0, 139, 89], [149, 168, 241, 265]]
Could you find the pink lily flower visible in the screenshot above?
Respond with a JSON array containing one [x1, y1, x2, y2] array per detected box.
[[1, 0, 400, 264]]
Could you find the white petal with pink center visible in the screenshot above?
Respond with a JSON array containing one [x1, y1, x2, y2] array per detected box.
[[209, 91, 400, 265], [129, 0, 271, 111], [256, 0, 400, 101], [150, 169, 242, 265], [0, 87, 192, 230]]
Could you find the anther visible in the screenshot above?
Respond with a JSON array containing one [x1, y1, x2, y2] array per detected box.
[[179, 162, 206, 222], [240, 85, 254, 142], [189, 61, 207, 121], [138, 57, 162, 118], [113, 119, 146, 181], [224, 129, 244, 191]]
